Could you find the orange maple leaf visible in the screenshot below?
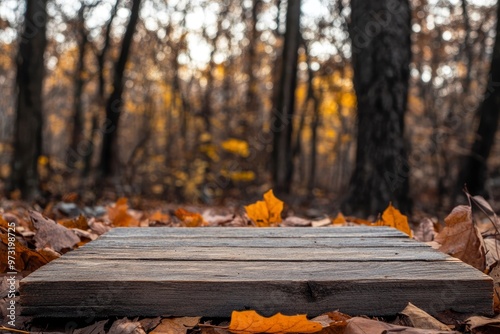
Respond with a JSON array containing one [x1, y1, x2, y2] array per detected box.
[[228, 310, 322, 334], [108, 198, 140, 227], [375, 203, 412, 236], [245, 190, 284, 227]]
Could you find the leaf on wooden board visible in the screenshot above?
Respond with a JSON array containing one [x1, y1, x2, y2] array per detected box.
[[175, 208, 207, 227], [150, 317, 201, 334], [108, 198, 140, 227], [88, 218, 111, 235], [30, 211, 80, 253], [245, 190, 284, 227], [345, 317, 457, 334], [73, 320, 108, 334], [400, 303, 451, 331], [466, 314, 500, 330], [228, 310, 322, 334], [108, 318, 146, 334], [375, 203, 412, 237], [435, 205, 486, 271], [332, 213, 347, 226]]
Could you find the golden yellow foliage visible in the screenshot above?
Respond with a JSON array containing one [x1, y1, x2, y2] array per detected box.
[[245, 189, 284, 227], [221, 138, 250, 158], [376, 203, 412, 237], [228, 310, 322, 334]]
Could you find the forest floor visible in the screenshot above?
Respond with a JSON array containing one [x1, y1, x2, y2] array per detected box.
[[1, 190, 500, 334]]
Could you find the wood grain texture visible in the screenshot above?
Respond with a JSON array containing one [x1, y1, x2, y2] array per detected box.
[[20, 227, 493, 318]]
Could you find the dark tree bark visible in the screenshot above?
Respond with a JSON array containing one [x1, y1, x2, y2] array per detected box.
[[99, 0, 141, 177], [68, 5, 89, 172], [457, 3, 500, 197], [271, 0, 301, 194], [342, 0, 412, 217], [10, 0, 48, 200]]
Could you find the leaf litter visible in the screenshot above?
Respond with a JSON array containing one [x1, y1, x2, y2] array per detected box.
[[1, 190, 500, 333]]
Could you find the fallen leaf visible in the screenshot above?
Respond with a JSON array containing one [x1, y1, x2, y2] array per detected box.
[[0, 215, 8, 229], [413, 218, 436, 242], [175, 208, 206, 227], [312, 311, 351, 334], [435, 205, 486, 271], [376, 203, 412, 236], [151, 317, 201, 334], [88, 218, 111, 235], [58, 215, 89, 230], [139, 317, 162, 332], [0, 232, 58, 273], [311, 218, 332, 227], [245, 190, 284, 227], [149, 211, 171, 224], [228, 310, 322, 333], [73, 320, 108, 334], [282, 216, 312, 227], [345, 317, 457, 334], [345, 216, 373, 226], [332, 213, 347, 226], [108, 198, 140, 227], [466, 314, 500, 330], [483, 238, 500, 271], [489, 264, 500, 312], [400, 303, 451, 331], [108, 318, 146, 334], [30, 211, 80, 252]]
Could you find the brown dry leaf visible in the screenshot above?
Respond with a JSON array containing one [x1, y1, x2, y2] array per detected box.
[[228, 310, 322, 333], [435, 205, 486, 271], [400, 303, 451, 331], [58, 215, 89, 230], [489, 264, 500, 312], [108, 198, 140, 227], [175, 208, 207, 227], [88, 218, 111, 235], [483, 238, 500, 271], [376, 203, 412, 237], [332, 213, 347, 226], [345, 317, 458, 334], [0, 233, 58, 273], [413, 218, 437, 242], [282, 216, 312, 227], [73, 320, 108, 334], [149, 211, 171, 224], [151, 317, 201, 334], [139, 317, 162, 332], [0, 215, 8, 229], [311, 218, 332, 227], [466, 314, 500, 330], [30, 211, 80, 252], [108, 318, 146, 334], [245, 190, 284, 227], [313, 311, 351, 334]]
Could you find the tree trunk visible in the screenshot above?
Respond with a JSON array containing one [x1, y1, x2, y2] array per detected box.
[[68, 5, 89, 172], [99, 0, 141, 177], [271, 0, 301, 194], [342, 0, 412, 217], [457, 2, 500, 197], [10, 0, 48, 200]]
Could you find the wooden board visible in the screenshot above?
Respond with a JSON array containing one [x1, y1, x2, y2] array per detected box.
[[20, 227, 493, 318]]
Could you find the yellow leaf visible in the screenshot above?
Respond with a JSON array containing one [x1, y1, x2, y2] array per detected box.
[[108, 198, 140, 227], [376, 203, 412, 237], [332, 212, 347, 225], [221, 139, 250, 157], [228, 310, 322, 334], [245, 190, 284, 227]]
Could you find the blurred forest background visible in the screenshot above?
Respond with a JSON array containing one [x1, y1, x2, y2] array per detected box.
[[0, 0, 500, 218]]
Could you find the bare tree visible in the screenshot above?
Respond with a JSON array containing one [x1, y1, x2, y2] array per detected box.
[[272, 0, 301, 194], [99, 0, 142, 177], [342, 0, 412, 217], [10, 0, 48, 200]]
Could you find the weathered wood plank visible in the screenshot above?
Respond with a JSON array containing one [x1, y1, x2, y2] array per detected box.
[[20, 227, 493, 318], [83, 237, 428, 249], [60, 246, 453, 262], [99, 226, 406, 238]]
